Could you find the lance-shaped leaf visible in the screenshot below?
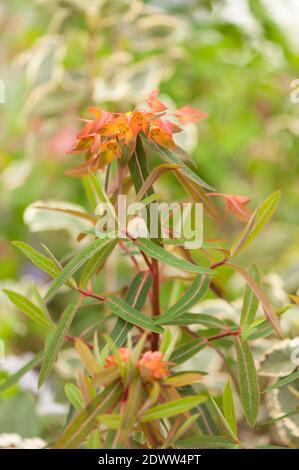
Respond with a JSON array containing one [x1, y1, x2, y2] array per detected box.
[[176, 172, 222, 224], [209, 395, 237, 441], [164, 313, 227, 329], [79, 239, 117, 288], [240, 264, 260, 330], [223, 379, 237, 438], [129, 136, 153, 195], [118, 375, 143, 443], [230, 190, 281, 257], [38, 297, 81, 387], [229, 263, 282, 337], [45, 237, 112, 300], [163, 372, 203, 388], [170, 338, 205, 364], [263, 370, 299, 393], [3, 289, 55, 330], [135, 163, 179, 201], [12, 241, 61, 279], [64, 383, 84, 411], [110, 271, 152, 347], [0, 351, 44, 392], [141, 395, 207, 422], [107, 296, 163, 334], [177, 435, 238, 449], [74, 338, 100, 376], [144, 136, 215, 191], [155, 275, 209, 324], [53, 381, 122, 449], [134, 239, 214, 275], [234, 337, 260, 427]]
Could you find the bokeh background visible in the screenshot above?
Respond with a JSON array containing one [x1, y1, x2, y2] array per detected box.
[[0, 0, 299, 447]]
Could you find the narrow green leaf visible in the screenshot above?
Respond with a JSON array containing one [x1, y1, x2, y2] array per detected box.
[[155, 275, 209, 324], [0, 351, 44, 392], [209, 396, 237, 441], [12, 241, 61, 279], [223, 380, 237, 438], [45, 238, 112, 299], [110, 271, 152, 347], [134, 239, 214, 275], [177, 435, 238, 449], [145, 137, 215, 191], [263, 370, 299, 393], [241, 264, 260, 330], [229, 263, 282, 337], [97, 414, 121, 429], [4, 289, 55, 330], [170, 339, 205, 364], [38, 297, 81, 387], [64, 383, 84, 411], [141, 395, 207, 422], [231, 190, 281, 257], [164, 313, 226, 329], [128, 136, 153, 195], [107, 296, 163, 334], [80, 240, 117, 288], [53, 381, 122, 449], [234, 337, 260, 426]]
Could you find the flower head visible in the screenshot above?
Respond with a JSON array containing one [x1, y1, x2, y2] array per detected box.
[[138, 351, 170, 380], [68, 90, 208, 174], [104, 348, 129, 367]]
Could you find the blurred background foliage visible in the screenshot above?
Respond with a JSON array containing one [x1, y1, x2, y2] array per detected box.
[[0, 0, 299, 446]]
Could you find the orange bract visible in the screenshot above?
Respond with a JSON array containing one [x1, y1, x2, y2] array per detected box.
[[138, 351, 170, 380], [68, 90, 208, 173]]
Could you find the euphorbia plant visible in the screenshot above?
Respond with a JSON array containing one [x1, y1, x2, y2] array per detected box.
[[3, 90, 289, 449]]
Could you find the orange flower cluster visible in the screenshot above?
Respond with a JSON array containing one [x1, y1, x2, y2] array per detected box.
[[68, 89, 208, 175], [105, 348, 170, 380]]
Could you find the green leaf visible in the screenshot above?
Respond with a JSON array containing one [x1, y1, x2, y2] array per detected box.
[[170, 338, 205, 364], [64, 384, 84, 411], [74, 338, 100, 376], [3, 289, 55, 330], [134, 239, 214, 275], [12, 241, 61, 279], [263, 370, 299, 393], [107, 296, 163, 334], [53, 381, 122, 449], [209, 396, 237, 441], [38, 297, 81, 387], [0, 352, 44, 392], [97, 414, 121, 429], [155, 275, 209, 324], [45, 237, 112, 299], [164, 313, 226, 329], [240, 264, 260, 331], [231, 190, 281, 257], [128, 136, 153, 195], [110, 271, 152, 347], [177, 435, 239, 449], [234, 337, 260, 426], [223, 380, 237, 438], [145, 137, 215, 191], [141, 395, 207, 422], [229, 263, 282, 337], [79, 240, 117, 288]]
